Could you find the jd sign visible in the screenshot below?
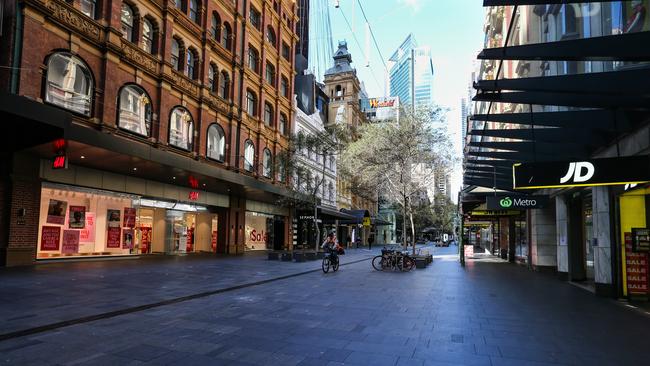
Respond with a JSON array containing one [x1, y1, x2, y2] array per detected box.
[[513, 156, 650, 189]]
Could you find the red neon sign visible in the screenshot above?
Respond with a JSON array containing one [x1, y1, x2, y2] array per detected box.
[[52, 139, 67, 153], [53, 155, 67, 169], [188, 191, 200, 201], [188, 176, 199, 189]]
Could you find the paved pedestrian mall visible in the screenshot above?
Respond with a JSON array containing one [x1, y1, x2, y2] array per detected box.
[[2, 246, 650, 365]]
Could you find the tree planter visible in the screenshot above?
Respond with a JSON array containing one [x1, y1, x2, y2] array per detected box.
[[293, 252, 306, 262], [305, 252, 317, 261], [281, 252, 292, 261], [267, 252, 280, 260], [415, 258, 427, 269]]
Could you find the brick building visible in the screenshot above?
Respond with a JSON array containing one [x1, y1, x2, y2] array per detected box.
[[0, 0, 300, 265]]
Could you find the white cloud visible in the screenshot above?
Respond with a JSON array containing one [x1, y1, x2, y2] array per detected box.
[[398, 0, 423, 12]]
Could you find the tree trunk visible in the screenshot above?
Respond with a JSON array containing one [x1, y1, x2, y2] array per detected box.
[[409, 209, 416, 255], [402, 192, 407, 249]]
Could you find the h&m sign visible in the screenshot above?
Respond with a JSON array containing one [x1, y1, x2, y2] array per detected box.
[[486, 195, 550, 210], [513, 155, 650, 189]]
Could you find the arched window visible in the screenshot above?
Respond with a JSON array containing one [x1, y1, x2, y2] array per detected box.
[[186, 48, 197, 79], [329, 181, 335, 201], [247, 45, 259, 73], [280, 76, 289, 98], [222, 22, 232, 50], [45, 53, 93, 116], [169, 107, 194, 150], [265, 62, 275, 86], [246, 90, 257, 116], [335, 85, 342, 97], [263, 149, 272, 178], [211, 13, 221, 40], [171, 38, 181, 71], [121, 3, 135, 42], [264, 103, 273, 126], [207, 124, 226, 161], [80, 0, 96, 19], [266, 26, 276, 47], [208, 63, 217, 92], [141, 18, 155, 53], [244, 140, 255, 172], [189, 0, 199, 23], [118, 84, 152, 136], [279, 113, 287, 135], [277, 162, 285, 182], [219, 71, 230, 99]]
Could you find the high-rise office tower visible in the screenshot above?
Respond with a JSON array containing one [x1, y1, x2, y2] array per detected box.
[[387, 34, 434, 108]]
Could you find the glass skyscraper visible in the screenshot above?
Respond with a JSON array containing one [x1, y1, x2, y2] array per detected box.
[[388, 34, 434, 107]]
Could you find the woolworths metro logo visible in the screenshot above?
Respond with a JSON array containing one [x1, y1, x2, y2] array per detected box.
[[499, 197, 513, 208]]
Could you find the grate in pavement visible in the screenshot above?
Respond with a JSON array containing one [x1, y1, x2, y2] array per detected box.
[[451, 334, 464, 343]]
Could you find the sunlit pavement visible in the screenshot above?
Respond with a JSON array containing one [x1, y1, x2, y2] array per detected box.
[[2, 245, 650, 365]]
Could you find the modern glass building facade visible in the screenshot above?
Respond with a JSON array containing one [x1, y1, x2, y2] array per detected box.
[[388, 34, 434, 108]]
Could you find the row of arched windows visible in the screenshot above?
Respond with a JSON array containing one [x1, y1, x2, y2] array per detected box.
[[44, 52, 285, 180]]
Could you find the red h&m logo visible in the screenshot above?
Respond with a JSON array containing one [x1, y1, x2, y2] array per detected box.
[[189, 191, 200, 201], [188, 176, 199, 189], [53, 155, 67, 169], [52, 139, 67, 153]]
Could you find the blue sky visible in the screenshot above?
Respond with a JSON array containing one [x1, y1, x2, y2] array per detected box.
[[328, 0, 486, 199]]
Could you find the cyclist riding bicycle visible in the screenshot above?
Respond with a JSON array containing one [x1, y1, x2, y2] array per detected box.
[[321, 231, 341, 259]]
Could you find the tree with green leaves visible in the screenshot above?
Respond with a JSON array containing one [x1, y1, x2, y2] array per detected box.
[[339, 106, 455, 254]]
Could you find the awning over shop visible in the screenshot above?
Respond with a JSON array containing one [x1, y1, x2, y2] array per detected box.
[[338, 209, 393, 226], [1, 93, 72, 152], [318, 206, 357, 223]]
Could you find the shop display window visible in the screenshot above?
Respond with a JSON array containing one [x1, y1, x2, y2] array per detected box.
[[37, 185, 138, 258], [245, 212, 273, 251]]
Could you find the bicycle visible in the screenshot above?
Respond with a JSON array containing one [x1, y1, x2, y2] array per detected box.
[[372, 248, 414, 272], [322, 248, 339, 273]]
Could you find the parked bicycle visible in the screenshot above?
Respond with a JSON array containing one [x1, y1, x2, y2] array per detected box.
[[372, 248, 415, 272], [322, 248, 339, 273]]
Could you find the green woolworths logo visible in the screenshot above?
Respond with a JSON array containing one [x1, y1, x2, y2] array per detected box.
[[499, 197, 513, 208]]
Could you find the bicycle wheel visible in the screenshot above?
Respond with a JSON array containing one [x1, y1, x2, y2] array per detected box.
[[403, 257, 415, 272], [322, 257, 330, 273], [332, 257, 339, 272], [395, 255, 404, 272], [372, 255, 384, 271]]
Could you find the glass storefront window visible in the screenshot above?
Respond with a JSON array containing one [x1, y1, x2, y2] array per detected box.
[[245, 212, 274, 251], [37, 185, 139, 258]]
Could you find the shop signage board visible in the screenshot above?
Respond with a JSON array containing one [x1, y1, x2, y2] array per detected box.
[[470, 210, 521, 216], [123, 208, 136, 228], [46, 199, 67, 225], [68, 206, 86, 229], [140, 226, 152, 253], [485, 196, 550, 210], [122, 228, 134, 249], [107, 227, 121, 248], [464, 245, 474, 257], [632, 228, 650, 252], [363, 217, 371, 227], [513, 155, 650, 189], [40, 226, 61, 251], [79, 213, 95, 243], [625, 232, 649, 296], [62, 230, 80, 254], [107, 209, 121, 227]]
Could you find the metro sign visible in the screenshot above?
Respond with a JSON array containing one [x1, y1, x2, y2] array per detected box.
[[513, 155, 650, 189]]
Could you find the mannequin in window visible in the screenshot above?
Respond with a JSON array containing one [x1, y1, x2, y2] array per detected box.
[[624, 1, 646, 33]]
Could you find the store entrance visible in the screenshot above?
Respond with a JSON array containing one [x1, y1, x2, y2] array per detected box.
[[568, 190, 594, 283], [165, 210, 196, 254]]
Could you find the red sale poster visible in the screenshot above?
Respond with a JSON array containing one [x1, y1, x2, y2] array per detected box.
[[122, 228, 134, 249], [625, 232, 649, 296], [79, 213, 95, 243], [107, 227, 121, 248], [62, 230, 80, 254], [186, 227, 194, 252], [140, 227, 152, 253], [41, 226, 61, 251], [211, 230, 217, 252], [123, 207, 136, 228]]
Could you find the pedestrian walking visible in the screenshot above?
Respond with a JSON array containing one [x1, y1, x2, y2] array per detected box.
[[368, 235, 374, 250]]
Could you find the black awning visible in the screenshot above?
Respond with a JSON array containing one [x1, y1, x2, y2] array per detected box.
[[470, 109, 628, 130], [468, 128, 609, 145], [337, 209, 392, 226], [478, 32, 650, 62], [475, 68, 650, 96], [473, 90, 650, 109], [1, 93, 72, 152], [468, 141, 591, 155], [319, 206, 357, 221], [484, 0, 611, 6]]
